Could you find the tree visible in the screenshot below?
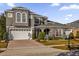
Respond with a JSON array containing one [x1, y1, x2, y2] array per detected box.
[[38, 32, 45, 40], [0, 14, 6, 32], [69, 32, 74, 39], [0, 14, 6, 40], [76, 31, 79, 38]]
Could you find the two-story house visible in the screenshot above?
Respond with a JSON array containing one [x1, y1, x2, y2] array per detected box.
[[4, 7, 73, 40], [5, 7, 48, 40]]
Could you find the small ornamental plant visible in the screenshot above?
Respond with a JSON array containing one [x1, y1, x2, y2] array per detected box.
[[38, 32, 45, 40], [69, 32, 74, 39]]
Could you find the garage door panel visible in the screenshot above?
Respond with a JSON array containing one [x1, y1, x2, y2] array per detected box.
[[10, 31, 32, 40]]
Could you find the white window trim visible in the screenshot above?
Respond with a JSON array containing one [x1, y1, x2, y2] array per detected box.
[[16, 12, 28, 23], [16, 12, 22, 23], [22, 12, 27, 23]]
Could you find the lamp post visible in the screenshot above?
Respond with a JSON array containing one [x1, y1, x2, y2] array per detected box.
[[65, 29, 71, 50], [68, 37, 71, 50]]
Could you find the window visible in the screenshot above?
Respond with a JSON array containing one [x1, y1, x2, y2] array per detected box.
[[16, 12, 21, 23], [34, 17, 40, 26], [22, 13, 27, 22], [16, 12, 28, 23]]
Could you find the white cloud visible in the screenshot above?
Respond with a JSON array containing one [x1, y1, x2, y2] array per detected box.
[[60, 4, 79, 11], [64, 14, 73, 20], [65, 18, 69, 20], [50, 3, 60, 7], [6, 3, 16, 7], [66, 14, 73, 17]]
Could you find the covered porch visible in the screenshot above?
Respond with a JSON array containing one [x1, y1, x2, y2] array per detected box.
[[33, 25, 64, 38]]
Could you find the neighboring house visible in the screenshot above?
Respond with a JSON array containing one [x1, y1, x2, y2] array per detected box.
[[67, 20, 79, 37], [72, 28, 79, 37], [4, 7, 72, 40]]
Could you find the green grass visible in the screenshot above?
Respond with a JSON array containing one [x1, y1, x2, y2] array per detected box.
[[53, 45, 79, 50], [37, 39, 79, 50], [37, 40, 79, 45], [0, 41, 8, 53], [0, 42, 8, 48], [53, 46, 69, 50]]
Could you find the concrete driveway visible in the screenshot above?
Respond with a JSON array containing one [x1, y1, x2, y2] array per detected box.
[[0, 40, 67, 56]]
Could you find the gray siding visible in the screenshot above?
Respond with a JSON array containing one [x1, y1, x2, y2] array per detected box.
[[5, 7, 48, 28], [5, 9, 30, 27], [5, 12, 14, 26]]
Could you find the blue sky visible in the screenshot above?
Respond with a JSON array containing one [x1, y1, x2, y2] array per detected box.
[[0, 3, 79, 24]]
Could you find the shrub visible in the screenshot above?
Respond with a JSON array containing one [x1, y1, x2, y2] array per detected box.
[[32, 33, 36, 39], [69, 32, 74, 39], [0, 14, 6, 40], [48, 36, 53, 40], [0, 31, 4, 40], [38, 32, 45, 40], [54, 37, 63, 40], [3, 32, 9, 41], [48, 35, 55, 40], [0, 33, 2, 39]]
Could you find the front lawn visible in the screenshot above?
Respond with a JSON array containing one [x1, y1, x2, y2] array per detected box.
[[37, 39, 79, 45], [0, 41, 8, 48], [37, 40, 67, 45], [0, 41, 8, 53], [53, 46, 68, 50], [53, 44, 79, 50], [37, 39, 79, 50]]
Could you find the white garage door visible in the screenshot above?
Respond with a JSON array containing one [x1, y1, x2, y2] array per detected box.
[[10, 29, 32, 40]]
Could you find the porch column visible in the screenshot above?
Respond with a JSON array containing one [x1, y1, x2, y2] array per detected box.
[[36, 29, 38, 38], [60, 29, 64, 37], [49, 29, 52, 36], [41, 29, 44, 32]]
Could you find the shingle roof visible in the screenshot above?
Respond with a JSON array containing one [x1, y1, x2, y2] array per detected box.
[[47, 20, 64, 27], [67, 20, 79, 28]]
